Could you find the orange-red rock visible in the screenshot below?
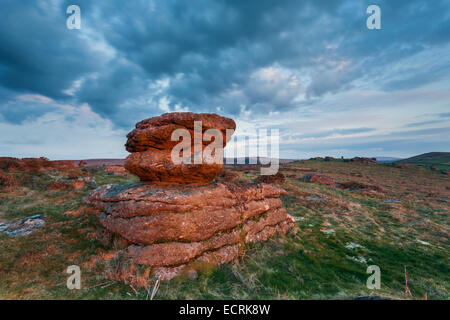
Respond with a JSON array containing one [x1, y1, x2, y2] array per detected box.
[[0, 157, 83, 178], [126, 208, 293, 267], [350, 157, 377, 164], [124, 149, 222, 184], [85, 180, 295, 276], [87, 182, 286, 244], [125, 112, 236, 152], [123, 113, 235, 183], [99, 200, 283, 244], [86, 182, 285, 218], [302, 174, 335, 186], [85, 112, 295, 281], [105, 165, 130, 176], [138, 218, 296, 281]]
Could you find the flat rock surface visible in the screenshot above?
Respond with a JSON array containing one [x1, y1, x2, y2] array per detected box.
[[85, 182, 286, 217], [86, 182, 287, 244], [0, 214, 45, 237]]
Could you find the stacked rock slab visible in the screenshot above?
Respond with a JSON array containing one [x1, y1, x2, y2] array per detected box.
[[124, 112, 236, 184], [85, 112, 295, 280]]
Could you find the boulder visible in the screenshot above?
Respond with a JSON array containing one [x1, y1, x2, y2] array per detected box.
[[0, 214, 45, 237], [127, 212, 294, 267], [105, 165, 130, 176], [301, 174, 335, 186], [124, 112, 236, 184], [124, 149, 222, 184], [86, 182, 285, 219], [350, 157, 377, 164], [87, 182, 286, 244], [125, 112, 236, 152], [86, 181, 294, 280], [85, 112, 294, 281]]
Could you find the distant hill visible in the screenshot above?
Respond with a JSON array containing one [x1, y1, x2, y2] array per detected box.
[[397, 152, 450, 170]]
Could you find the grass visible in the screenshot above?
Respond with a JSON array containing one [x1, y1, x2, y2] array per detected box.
[[0, 160, 448, 299]]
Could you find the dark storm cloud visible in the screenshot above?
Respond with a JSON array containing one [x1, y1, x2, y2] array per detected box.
[[0, 1, 102, 100], [76, 63, 148, 116], [0, 0, 449, 128]]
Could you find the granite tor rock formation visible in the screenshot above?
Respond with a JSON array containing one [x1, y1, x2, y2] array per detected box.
[[85, 112, 295, 280]]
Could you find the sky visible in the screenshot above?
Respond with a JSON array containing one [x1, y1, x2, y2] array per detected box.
[[0, 0, 449, 160]]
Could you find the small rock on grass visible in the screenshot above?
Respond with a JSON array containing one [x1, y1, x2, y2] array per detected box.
[[0, 214, 45, 237]]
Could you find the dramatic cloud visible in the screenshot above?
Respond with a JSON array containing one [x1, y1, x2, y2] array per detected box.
[[0, 0, 449, 158]]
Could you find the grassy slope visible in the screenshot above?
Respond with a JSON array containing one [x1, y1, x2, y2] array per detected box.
[[0, 161, 449, 300], [398, 152, 450, 170]]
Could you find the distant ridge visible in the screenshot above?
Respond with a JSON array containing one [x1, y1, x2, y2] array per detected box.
[[73, 157, 296, 167], [70, 153, 450, 169], [398, 152, 450, 163], [397, 152, 450, 170]]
